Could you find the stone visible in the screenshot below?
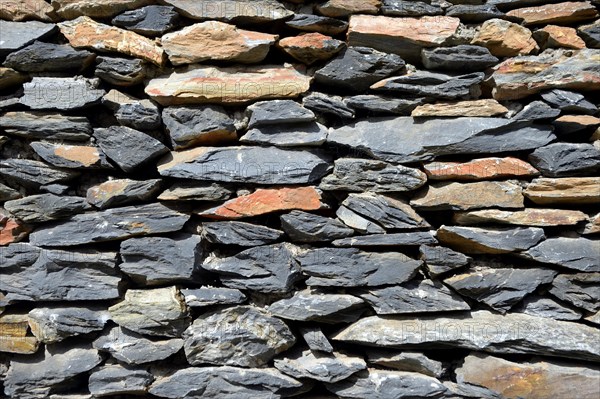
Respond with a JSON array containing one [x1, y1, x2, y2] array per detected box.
[[297, 248, 422, 287], [240, 121, 328, 147], [89, 364, 153, 396], [30, 142, 113, 170], [0, 244, 121, 303], [95, 56, 146, 86], [0, 112, 92, 141], [0, 159, 79, 188], [286, 14, 349, 35], [181, 287, 246, 307], [367, 351, 445, 378], [320, 158, 427, 193], [300, 326, 334, 353], [278, 33, 345, 65], [541, 89, 597, 114], [341, 193, 430, 230], [280, 210, 354, 242], [102, 89, 161, 130], [443, 381, 509, 399], [522, 237, 600, 272], [457, 354, 600, 399], [161, 0, 294, 22], [3, 345, 103, 399], [247, 100, 315, 128], [147, 64, 311, 105], [445, 267, 556, 312], [317, 0, 380, 17], [513, 100, 562, 121], [381, 0, 443, 16], [336, 205, 386, 234], [0, 0, 54, 21], [332, 232, 437, 248], [586, 311, 600, 325], [446, 4, 505, 21], [411, 181, 524, 210], [0, 21, 56, 55], [358, 279, 470, 315], [158, 182, 233, 202], [582, 212, 600, 235], [4, 41, 94, 74], [0, 215, 30, 245], [28, 306, 109, 343], [93, 326, 183, 365], [29, 203, 189, 247], [515, 296, 581, 321], [202, 243, 301, 294], [412, 99, 508, 117], [421, 45, 499, 72], [51, 0, 153, 19], [471, 18, 538, 56], [420, 245, 471, 277], [578, 20, 600, 47], [507, 1, 598, 25], [326, 369, 447, 399], [275, 349, 367, 383], [183, 306, 296, 367], [0, 315, 39, 354], [0, 68, 26, 90], [535, 25, 586, 49], [109, 286, 189, 337], [94, 126, 168, 172], [120, 234, 202, 285], [553, 114, 600, 136], [454, 208, 588, 227], [202, 221, 283, 246], [4, 194, 90, 223], [112, 5, 180, 36], [59, 16, 164, 65], [162, 21, 277, 65], [20, 77, 105, 110], [159, 147, 330, 185], [86, 178, 162, 209], [329, 117, 554, 164], [302, 92, 355, 119], [268, 289, 365, 323], [333, 310, 600, 361], [149, 366, 302, 399], [315, 46, 405, 92], [437, 225, 545, 254], [491, 49, 600, 100], [424, 157, 538, 180], [550, 273, 600, 312], [345, 95, 424, 115], [0, 183, 20, 202], [529, 143, 600, 177], [524, 177, 600, 204]]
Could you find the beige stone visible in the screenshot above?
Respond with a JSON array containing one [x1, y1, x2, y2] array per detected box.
[[0, 0, 54, 21], [524, 177, 600, 204], [412, 99, 509, 117], [454, 208, 588, 227], [535, 25, 586, 49], [0, 314, 39, 354], [582, 212, 600, 234], [277, 33, 345, 65], [472, 19, 539, 57], [51, 0, 153, 19], [507, 1, 598, 25]]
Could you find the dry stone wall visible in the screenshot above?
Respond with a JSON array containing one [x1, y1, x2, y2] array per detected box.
[[0, 0, 599, 398]]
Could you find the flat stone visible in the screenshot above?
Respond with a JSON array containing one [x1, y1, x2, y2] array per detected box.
[[268, 289, 365, 323], [275, 349, 367, 383], [582, 212, 600, 235], [240, 121, 328, 147], [524, 177, 600, 204], [341, 193, 430, 230], [0, 183, 20, 202], [457, 354, 600, 399], [89, 364, 153, 397], [300, 326, 334, 353], [411, 181, 524, 210], [0, 244, 121, 303], [0, 215, 30, 245], [0, 112, 92, 141], [112, 5, 180, 36], [412, 99, 508, 117], [3, 345, 102, 399], [535, 25, 586, 49], [317, 0, 380, 17], [529, 143, 600, 177], [0, 20, 56, 55], [183, 306, 296, 367], [358, 279, 470, 315], [333, 310, 600, 361], [21, 77, 105, 110], [95, 56, 147, 86], [181, 287, 246, 307], [202, 221, 283, 246], [146, 64, 311, 105], [51, 0, 154, 19], [161, 0, 294, 22], [454, 208, 588, 227], [471, 18, 538, 56], [280, 210, 354, 242], [315, 46, 405, 92], [424, 157, 538, 181], [302, 92, 354, 119], [578, 20, 600, 47], [28, 306, 109, 343], [0, 314, 38, 354], [332, 232, 437, 247], [30, 142, 113, 170], [513, 100, 562, 121], [86, 178, 162, 209], [0, 159, 79, 188], [421, 45, 498, 71], [0, 0, 54, 21], [297, 247, 422, 287], [59, 16, 164, 65], [286, 13, 348, 35], [162, 21, 277, 65], [381, 0, 443, 16], [120, 234, 202, 285], [541, 89, 597, 114], [320, 158, 427, 193], [445, 267, 556, 312], [4, 41, 95, 73], [447, 4, 506, 21], [521, 237, 600, 272], [550, 273, 600, 312], [553, 114, 600, 136], [515, 296, 581, 321], [336, 205, 386, 234], [367, 351, 445, 378], [506, 1, 598, 25], [345, 95, 424, 115], [94, 126, 168, 172], [419, 245, 471, 277], [102, 89, 161, 130], [437, 225, 545, 254], [278, 33, 345, 65], [442, 381, 505, 399], [93, 326, 183, 364], [4, 194, 90, 223], [247, 100, 315, 128], [0, 67, 26, 90], [29, 202, 189, 246], [109, 286, 189, 337], [202, 243, 301, 294], [158, 182, 233, 202]]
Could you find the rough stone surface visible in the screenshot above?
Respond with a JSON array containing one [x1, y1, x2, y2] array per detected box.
[[275, 349, 367, 383], [0, 314, 39, 354], [367, 351, 445, 378], [278, 33, 345, 65], [423, 157, 538, 180], [541, 89, 597, 114], [286, 14, 348, 35], [280, 210, 354, 242], [240, 121, 328, 147], [332, 231, 437, 247], [4, 41, 95, 72], [86, 178, 162, 209], [30, 142, 113, 170], [472, 19, 538, 56], [161, 0, 294, 22], [411, 181, 524, 210], [336, 205, 386, 234], [578, 20, 600, 47], [524, 177, 600, 204], [202, 221, 282, 246], [112, 5, 180, 36], [437, 225, 545, 254], [51, 0, 154, 19], [454, 208, 588, 227], [300, 326, 334, 353], [268, 289, 365, 323], [371, 71, 484, 100], [247, 100, 315, 128], [529, 143, 600, 177], [381, 0, 443, 16], [522, 237, 600, 272], [513, 100, 562, 121], [102, 89, 161, 130], [550, 273, 600, 312], [447, 4, 505, 22], [28, 306, 109, 344], [0, 21, 56, 55], [95, 56, 146, 86], [181, 287, 246, 308], [317, 0, 381, 17], [582, 212, 600, 235], [515, 296, 581, 321], [0, 0, 55, 21], [4, 194, 89, 223], [535, 25, 587, 49], [412, 99, 508, 117], [507, 1, 598, 25], [0, 159, 79, 188], [158, 182, 233, 202], [89, 364, 153, 396], [20, 77, 105, 110], [421, 45, 498, 71], [420, 245, 471, 277], [302, 92, 355, 119], [345, 95, 424, 115]]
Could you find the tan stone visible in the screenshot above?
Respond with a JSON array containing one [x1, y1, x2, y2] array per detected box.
[[0, 0, 55, 21], [317, 0, 381, 17], [0, 68, 27, 90], [454, 209, 588, 227], [412, 99, 509, 118], [555, 114, 600, 128], [0, 314, 39, 354], [524, 177, 600, 204], [277, 33, 345, 65], [51, 0, 153, 19], [145, 64, 311, 105], [424, 157, 539, 181], [582, 212, 600, 234], [535, 25, 586, 49], [472, 19, 539, 57], [507, 1, 598, 25], [162, 21, 278, 65], [59, 16, 165, 65], [161, 0, 294, 22]]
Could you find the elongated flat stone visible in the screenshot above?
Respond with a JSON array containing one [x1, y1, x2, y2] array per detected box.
[[158, 182, 233, 202], [112, 5, 180, 36], [277, 32, 345, 65], [202, 221, 283, 246], [550, 273, 600, 313], [0, 20, 56, 55], [20, 77, 105, 110], [4, 194, 90, 223], [332, 232, 436, 248], [30, 142, 113, 170], [95, 56, 147, 86], [541, 89, 597, 114], [524, 177, 600, 204], [0, 183, 20, 202], [275, 349, 367, 383], [346, 95, 424, 115], [86, 179, 162, 209], [240, 122, 328, 147], [89, 364, 153, 397], [4, 41, 95, 72], [246, 100, 315, 128], [506, 1, 598, 25], [300, 326, 333, 353], [161, 0, 294, 22], [268, 289, 365, 323], [0, 0, 54, 21], [371, 71, 484, 100], [529, 143, 600, 177], [381, 0, 443, 16], [367, 350, 445, 378], [522, 237, 600, 272], [280, 210, 354, 242], [437, 225, 545, 254], [412, 99, 508, 117], [454, 208, 588, 227], [420, 245, 471, 277], [102, 89, 161, 130], [28, 306, 109, 343], [286, 14, 348, 35], [0, 314, 39, 354], [52, 0, 154, 19], [181, 287, 246, 307], [302, 92, 355, 119], [515, 296, 581, 321], [0, 159, 79, 188], [424, 157, 539, 180], [336, 205, 386, 234], [421, 45, 498, 71]]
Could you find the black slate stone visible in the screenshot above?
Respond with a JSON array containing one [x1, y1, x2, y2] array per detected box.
[[529, 143, 600, 177], [437, 225, 546, 254], [446, 4, 505, 22], [421, 45, 498, 72], [4, 194, 90, 223], [515, 296, 582, 321], [419, 245, 471, 277], [549, 273, 600, 312], [181, 287, 246, 307], [0, 111, 92, 141], [371, 71, 484, 100], [578, 21, 600, 48], [302, 92, 355, 119], [247, 100, 315, 128], [86, 179, 162, 209], [286, 14, 349, 35], [20, 77, 105, 110], [112, 5, 180, 36], [345, 95, 424, 115], [102, 91, 162, 130], [0, 20, 57, 56], [240, 122, 328, 147], [30, 142, 113, 170], [512, 100, 561, 121], [158, 181, 233, 201], [95, 56, 147, 86], [540, 89, 598, 114], [202, 221, 283, 246], [0, 183, 20, 201], [3, 41, 95, 72], [522, 237, 600, 272], [0, 159, 79, 188], [269, 289, 365, 323], [332, 232, 437, 247], [280, 210, 354, 242], [299, 326, 334, 353], [381, 0, 443, 16], [28, 306, 110, 343], [336, 205, 386, 234], [89, 365, 153, 397]]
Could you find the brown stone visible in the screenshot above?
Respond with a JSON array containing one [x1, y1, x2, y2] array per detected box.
[[424, 157, 539, 181], [472, 19, 539, 57], [200, 187, 324, 220], [554, 114, 600, 130], [582, 212, 600, 235], [0, 314, 39, 354], [0, 68, 27, 90], [534, 25, 586, 49], [317, 0, 381, 17], [524, 177, 600, 204], [454, 209, 588, 227], [51, 0, 153, 19], [145, 64, 311, 105], [278, 33, 345, 65], [161, 21, 278, 65], [0, 0, 54, 21], [412, 99, 508, 118], [0, 214, 30, 246], [507, 1, 598, 26], [58, 16, 165, 66], [410, 181, 524, 211]]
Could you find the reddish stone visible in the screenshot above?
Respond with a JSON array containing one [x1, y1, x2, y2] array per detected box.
[[0, 214, 30, 246], [534, 25, 586, 49], [472, 19, 538, 57], [507, 1, 598, 26], [424, 157, 539, 181], [277, 33, 345, 65], [0, 0, 55, 21]]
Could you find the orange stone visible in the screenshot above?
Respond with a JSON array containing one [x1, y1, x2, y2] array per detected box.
[[0, 215, 30, 246], [200, 187, 324, 219], [524, 177, 600, 204], [317, 0, 381, 17], [535, 25, 586, 49], [555, 114, 600, 127], [507, 1, 598, 25], [277, 33, 345, 64], [424, 157, 539, 181], [471, 19, 538, 57], [0, 0, 55, 21]]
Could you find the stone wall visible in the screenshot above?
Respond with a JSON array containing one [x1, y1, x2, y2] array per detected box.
[[0, 0, 599, 398]]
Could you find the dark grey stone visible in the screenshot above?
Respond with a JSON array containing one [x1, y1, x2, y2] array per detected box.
[[89, 364, 153, 397], [437, 225, 546, 254], [0, 21, 56, 56], [0, 183, 20, 201], [419, 245, 471, 277], [29, 203, 189, 247], [336, 205, 386, 234], [332, 232, 437, 247], [4, 194, 90, 223], [268, 289, 365, 323], [112, 5, 180, 36], [541, 89, 598, 114], [240, 121, 328, 147], [181, 287, 246, 307], [275, 349, 367, 383], [30, 142, 113, 170], [297, 248, 422, 287], [529, 143, 600, 177], [247, 100, 315, 128], [280, 210, 354, 242], [202, 221, 283, 246], [302, 92, 354, 119], [549, 273, 600, 313], [443, 381, 504, 399], [158, 181, 233, 201], [512, 100, 561, 121], [102, 91, 162, 130], [20, 77, 105, 110], [28, 306, 109, 344], [86, 179, 162, 209], [0, 111, 92, 141], [0, 159, 79, 188], [421, 45, 498, 72], [345, 95, 424, 115], [286, 14, 349, 35], [522, 237, 600, 272], [446, 4, 505, 22], [299, 326, 334, 353], [578, 21, 600, 48], [95, 56, 147, 86], [371, 71, 484, 100], [3, 41, 95, 72], [515, 296, 582, 321], [381, 0, 443, 16], [40, 184, 70, 196], [367, 351, 445, 378]]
